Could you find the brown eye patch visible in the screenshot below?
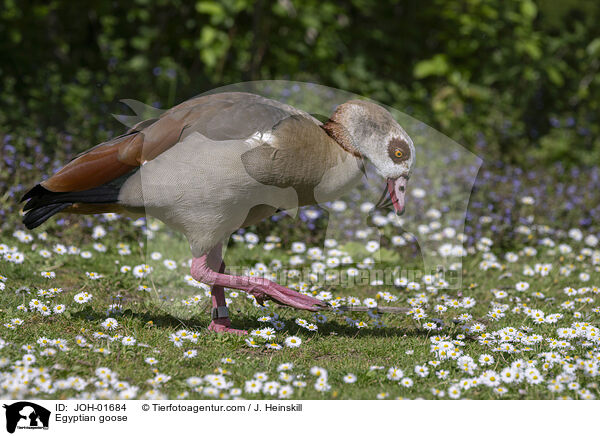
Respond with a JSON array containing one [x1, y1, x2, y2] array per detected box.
[[387, 137, 411, 163]]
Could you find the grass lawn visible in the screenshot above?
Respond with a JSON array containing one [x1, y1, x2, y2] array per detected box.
[[1, 138, 599, 401], [1, 212, 599, 400]]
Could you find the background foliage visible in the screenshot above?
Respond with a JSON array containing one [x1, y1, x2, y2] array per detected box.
[[1, 0, 599, 165]]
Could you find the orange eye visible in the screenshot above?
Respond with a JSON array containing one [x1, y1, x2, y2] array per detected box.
[[394, 149, 403, 158]]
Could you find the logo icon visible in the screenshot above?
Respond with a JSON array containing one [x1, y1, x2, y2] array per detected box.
[[3, 402, 50, 434]]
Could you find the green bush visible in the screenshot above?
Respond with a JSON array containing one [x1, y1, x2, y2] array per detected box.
[[0, 0, 598, 166]]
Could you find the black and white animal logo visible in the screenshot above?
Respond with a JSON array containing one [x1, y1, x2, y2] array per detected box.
[[3, 402, 50, 434]]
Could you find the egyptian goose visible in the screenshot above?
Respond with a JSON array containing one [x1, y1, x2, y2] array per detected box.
[[21, 92, 415, 334]]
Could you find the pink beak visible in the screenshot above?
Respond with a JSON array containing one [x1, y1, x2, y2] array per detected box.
[[375, 177, 407, 215]]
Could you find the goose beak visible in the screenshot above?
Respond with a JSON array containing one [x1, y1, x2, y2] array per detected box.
[[375, 177, 407, 215]]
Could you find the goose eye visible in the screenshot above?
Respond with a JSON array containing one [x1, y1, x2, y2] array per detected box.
[[388, 137, 410, 163]]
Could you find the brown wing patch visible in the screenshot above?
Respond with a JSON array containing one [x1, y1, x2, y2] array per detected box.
[[41, 92, 307, 194], [42, 115, 189, 193], [42, 135, 141, 192]]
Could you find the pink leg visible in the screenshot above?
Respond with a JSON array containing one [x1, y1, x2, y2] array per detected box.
[[203, 244, 247, 335], [191, 247, 327, 320]]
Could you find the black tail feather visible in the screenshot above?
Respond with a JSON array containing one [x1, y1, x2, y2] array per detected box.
[[23, 203, 73, 229], [21, 184, 120, 229], [20, 184, 49, 203]]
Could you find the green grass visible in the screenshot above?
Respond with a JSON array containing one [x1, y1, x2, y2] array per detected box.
[[1, 216, 599, 400]]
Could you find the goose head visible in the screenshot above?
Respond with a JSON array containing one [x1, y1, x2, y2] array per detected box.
[[325, 100, 415, 215]]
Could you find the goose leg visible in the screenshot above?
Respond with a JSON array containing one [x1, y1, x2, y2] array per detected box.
[[191, 249, 327, 320], [202, 244, 248, 335]]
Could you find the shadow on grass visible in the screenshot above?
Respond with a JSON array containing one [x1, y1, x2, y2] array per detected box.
[[71, 306, 210, 330], [71, 306, 434, 339]]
